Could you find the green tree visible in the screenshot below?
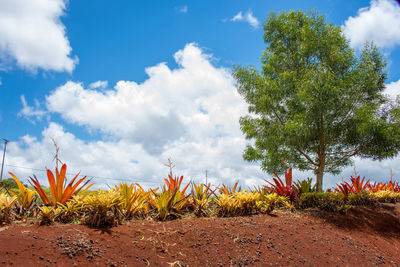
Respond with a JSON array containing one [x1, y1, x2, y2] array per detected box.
[[233, 10, 400, 191]]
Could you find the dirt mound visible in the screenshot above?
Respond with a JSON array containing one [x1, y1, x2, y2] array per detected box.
[[1, 203, 400, 266]]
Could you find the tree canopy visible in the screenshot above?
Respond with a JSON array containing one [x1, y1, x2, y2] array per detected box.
[[233, 10, 400, 191]]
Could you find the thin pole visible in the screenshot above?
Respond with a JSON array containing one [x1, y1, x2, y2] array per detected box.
[[0, 139, 9, 181]]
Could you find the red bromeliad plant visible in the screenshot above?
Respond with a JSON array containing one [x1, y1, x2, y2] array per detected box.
[[348, 176, 370, 193], [164, 174, 190, 195], [335, 176, 370, 196], [218, 181, 239, 195], [368, 182, 386, 193], [385, 181, 400, 192], [29, 164, 94, 206], [265, 168, 297, 202], [335, 182, 352, 199]]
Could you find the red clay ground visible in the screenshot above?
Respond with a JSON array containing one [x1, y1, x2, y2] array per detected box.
[[1, 203, 400, 266]]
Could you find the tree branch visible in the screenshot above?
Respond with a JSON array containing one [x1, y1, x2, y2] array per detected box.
[[325, 149, 359, 166], [295, 147, 317, 166]]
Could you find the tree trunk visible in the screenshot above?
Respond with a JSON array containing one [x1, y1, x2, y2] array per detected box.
[[316, 115, 325, 192], [316, 166, 324, 192]]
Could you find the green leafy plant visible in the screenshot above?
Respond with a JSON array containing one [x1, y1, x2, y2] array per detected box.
[[296, 192, 346, 212], [294, 178, 316, 194], [347, 191, 375, 206]]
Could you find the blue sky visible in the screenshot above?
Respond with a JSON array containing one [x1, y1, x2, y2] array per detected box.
[[1, 0, 400, 189]]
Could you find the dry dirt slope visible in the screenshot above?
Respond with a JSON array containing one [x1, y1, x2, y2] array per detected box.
[[1, 203, 400, 266]]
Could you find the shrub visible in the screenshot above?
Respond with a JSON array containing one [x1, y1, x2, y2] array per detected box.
[[0, 178, 18, 191], [347, 191, 376, 206], [296, 192, 346, 212]]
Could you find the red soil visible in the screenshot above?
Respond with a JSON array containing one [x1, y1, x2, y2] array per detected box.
[[1, 203, 400, 266]]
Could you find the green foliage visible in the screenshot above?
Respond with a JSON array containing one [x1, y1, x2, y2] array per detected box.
[[0, 178, 19, 191], [296, 192, 347, 211], [294, 178, 316, 194], [233, 10, 400, 191], [347, 191, 376, 206]]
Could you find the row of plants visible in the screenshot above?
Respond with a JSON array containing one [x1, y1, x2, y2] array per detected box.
[[1, 161, 400, 226]]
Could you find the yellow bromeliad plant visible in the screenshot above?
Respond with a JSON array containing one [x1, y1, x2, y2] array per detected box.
[[114, 183, 152, 219], [29, 164, 94, 206], [81, 190, 123, 226], [0, 193, 17, 224], [191, 183, 215, 216], [256, 193, 292, 214], [216, 190, 261, 217], [8, 172, 36, 213], [149, 186, 190, 221], [372, 190, 400, 203]]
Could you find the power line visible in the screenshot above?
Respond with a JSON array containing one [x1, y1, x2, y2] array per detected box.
[[3, 163, 159, 185]]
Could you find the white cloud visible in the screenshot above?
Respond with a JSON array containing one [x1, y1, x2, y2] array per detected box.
[[18, 95, 47, 122], [231, 10, 259, 29], [5, 43, 265, 189], [0, 0, 77, 72], [384, 79, 400, 99], [343, 0, 400, 49], [178, 5, 188, 13], [88, 80, 108, 90]]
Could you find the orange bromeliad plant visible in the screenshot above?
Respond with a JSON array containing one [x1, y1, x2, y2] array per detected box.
[[29, 164, 94, 206]]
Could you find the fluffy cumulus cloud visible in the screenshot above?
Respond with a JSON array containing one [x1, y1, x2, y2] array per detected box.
[[342, 0, 400, 49], [0, 0, 77, 72], [231, 10, 259, 29], [6, 43, 265, 189]]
